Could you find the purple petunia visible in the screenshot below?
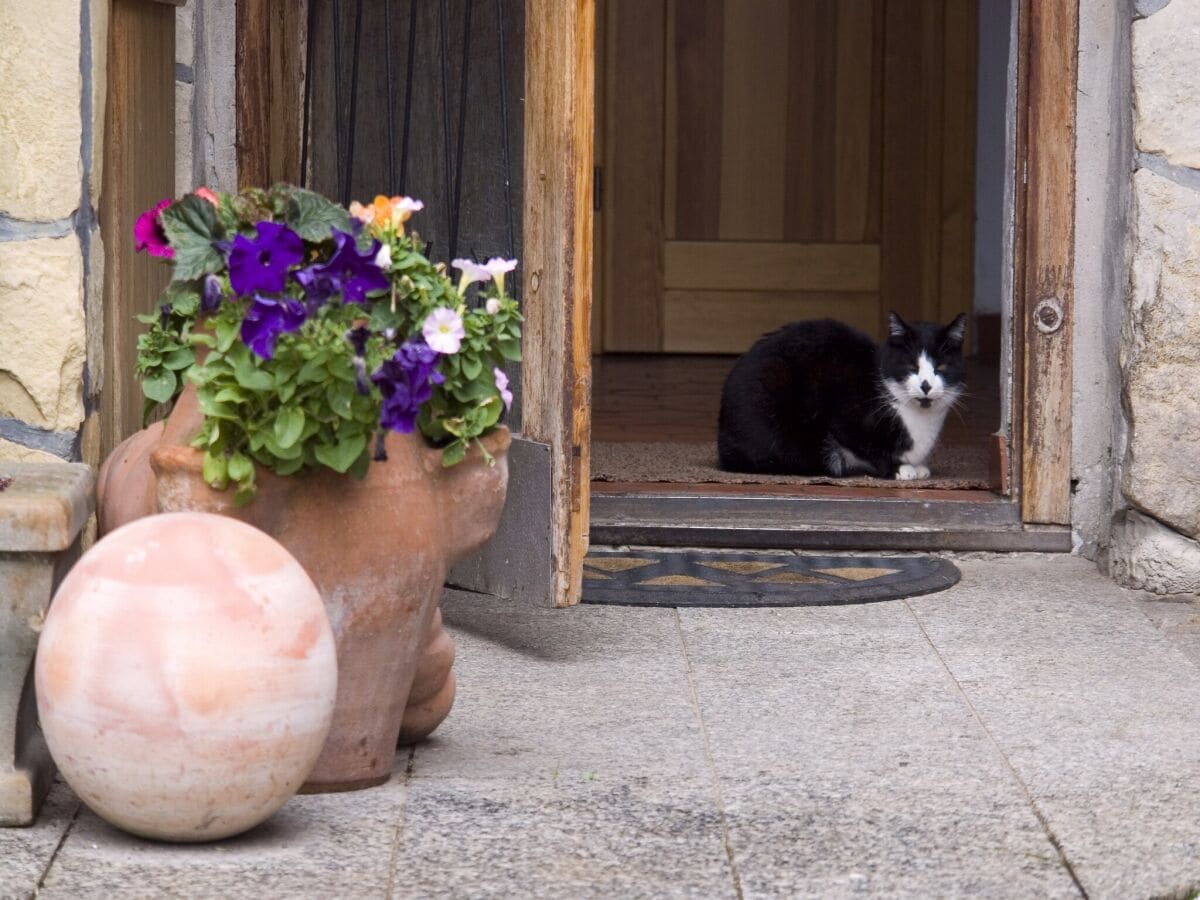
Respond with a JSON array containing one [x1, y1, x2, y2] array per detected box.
[[240, 295, 308, 360], [227, 221, 305, 296], [135, 199, 174, 259], [201, 274, 224, 314], [295, 230, 390, 306], [371, 340, 444, 434]]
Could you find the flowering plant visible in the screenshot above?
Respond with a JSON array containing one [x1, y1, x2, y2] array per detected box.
[[134, 183, 521, 504]]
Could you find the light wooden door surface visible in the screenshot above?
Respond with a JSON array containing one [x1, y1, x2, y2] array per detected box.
[[600, 0, 976, 353]]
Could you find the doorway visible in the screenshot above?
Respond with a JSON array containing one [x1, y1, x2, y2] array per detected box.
[[589, 0, 1042, 549]]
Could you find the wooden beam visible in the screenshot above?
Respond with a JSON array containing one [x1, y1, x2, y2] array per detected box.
[[522, 0, 595, 606], [100, 0, 176, 461], [235, 0, 307, 188], [1015, 0, 1077, 523]]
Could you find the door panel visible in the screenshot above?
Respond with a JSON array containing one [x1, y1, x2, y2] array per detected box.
[[602, 0, 975, 354]]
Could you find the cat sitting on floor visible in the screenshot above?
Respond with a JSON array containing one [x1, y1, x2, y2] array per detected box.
[[717, 312, 966, 480]]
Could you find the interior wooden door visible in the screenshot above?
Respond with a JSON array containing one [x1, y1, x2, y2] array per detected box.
[[601, 0, 976, 354]]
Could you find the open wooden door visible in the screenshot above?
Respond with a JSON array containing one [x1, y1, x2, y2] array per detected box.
[[599, 0, 975, 354]]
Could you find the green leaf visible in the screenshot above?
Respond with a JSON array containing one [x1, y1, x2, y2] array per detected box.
[[215, 317, 239, 352], [460, 356, 483, 380], [233, 354, 274, 391], [226, 452, 254, 482], [441, 440, 467, 467], [142, 369, 177, 403], [163, 347, 195, 370], [286, 188, 352, 241], [159, 195, 224, 280], [498, 338, 522, 361], [165, 280, 202, 317], [202, 450, 228, 488], [273, 455, 306, 477], [314, 433, 367, 473], [213, 385, 248, 403], [274, 407, 305, 449], [326, 381, 355, 419]]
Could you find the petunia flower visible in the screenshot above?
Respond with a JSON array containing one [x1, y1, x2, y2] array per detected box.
[[348, 200, 375, 224], [134, 199, 174, 259], [240, 295, 307, 360], [451, 258, 492, 291], [371, 340, 444, 433], [351, 196, 424, 236], [483, 257, 518, 294], [227, 221, 305, 296], [300, 230, 390, 305], [422, 307, 465, 355], [374, 243, 393, 271], [345, 325, 373, 395], [485, 296, 501, 315], [494, 367, 512, 410], [201, 274, 224, 314]]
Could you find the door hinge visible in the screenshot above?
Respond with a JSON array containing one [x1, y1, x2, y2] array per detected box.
[[593, 166, 603, 211]]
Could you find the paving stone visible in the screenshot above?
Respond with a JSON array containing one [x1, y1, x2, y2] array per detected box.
[[1132, 592, 1200, 669], [676, 600, 1080, 898], [908, 556, 1200, 899], [421, 592, 706, 781], [0, 781, 78, 900], [38, 768, 407, 899], [392, 775, 735, 899]]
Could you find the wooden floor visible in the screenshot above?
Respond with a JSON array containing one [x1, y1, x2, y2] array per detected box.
[[591, 354, 1002, 496]]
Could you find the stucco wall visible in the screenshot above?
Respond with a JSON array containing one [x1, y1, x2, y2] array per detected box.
[[0, 0, 106, 467], [175, 0, 237, 195], [1107, 0, 1200, 592]]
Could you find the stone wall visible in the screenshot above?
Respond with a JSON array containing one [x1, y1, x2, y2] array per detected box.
[[175, 0, 237, 195], [1110, 0, 1200, 592], [0, 0, 106, 467]]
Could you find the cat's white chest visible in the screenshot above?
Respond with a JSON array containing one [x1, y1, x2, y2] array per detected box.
[[894, 403, 949, 466]]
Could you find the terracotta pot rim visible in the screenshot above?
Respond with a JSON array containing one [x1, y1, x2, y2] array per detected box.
[[150, 425, 512, 480]]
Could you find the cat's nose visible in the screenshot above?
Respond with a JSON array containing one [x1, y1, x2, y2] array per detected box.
[[920, 380, 931, 395]]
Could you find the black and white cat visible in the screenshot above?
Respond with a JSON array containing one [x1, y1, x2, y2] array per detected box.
[[717, 312, 966, 480]]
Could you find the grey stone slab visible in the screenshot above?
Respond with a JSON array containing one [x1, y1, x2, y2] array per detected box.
[[677, 600, 1080, 898], [0, 463, 92, 552], [0, 780, 77, 900], [1131, 592, 1200, 669], [908, 556, 1200, 899], [419, 592, 707, 781], [391, 775, 735, 899], [38, 768, 408, 899]]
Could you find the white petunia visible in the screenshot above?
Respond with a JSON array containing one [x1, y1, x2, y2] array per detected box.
[[422, 307, 465, 355], [374, 243, 393, 271], [485, 296, 501, 315]]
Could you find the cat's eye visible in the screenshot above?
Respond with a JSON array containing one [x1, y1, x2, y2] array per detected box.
[[937, 364, 948, 372]]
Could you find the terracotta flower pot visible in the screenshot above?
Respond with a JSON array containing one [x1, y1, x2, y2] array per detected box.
[[97, 388, 509, 792]]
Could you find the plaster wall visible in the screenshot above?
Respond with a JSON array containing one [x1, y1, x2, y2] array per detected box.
[[0, 0, 106, 467]]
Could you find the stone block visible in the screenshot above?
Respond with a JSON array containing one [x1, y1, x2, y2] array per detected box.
[[0, 0, 83, 221], [0, 439, 62, 465], [89, 0, 109, 210], [176, 1, 194, 68], [1109, 508, 1200, 595], [84, 227, 105, 402], [1124, 169, 1200, 539], [1133, 1, 1200, 168], [0, 237, 86, 432], [175, 80, 195, 197], [0, 462, 92, 827]]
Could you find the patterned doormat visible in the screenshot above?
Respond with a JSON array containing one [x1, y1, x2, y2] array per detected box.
[[581, 551, 960, 607]]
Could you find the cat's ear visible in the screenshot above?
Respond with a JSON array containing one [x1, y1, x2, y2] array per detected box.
[[942, 313, 967, 347], [887, 311, 910, 340]]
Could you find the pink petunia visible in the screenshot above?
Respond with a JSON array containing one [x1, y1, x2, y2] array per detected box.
[[134, 198, 174, 259]]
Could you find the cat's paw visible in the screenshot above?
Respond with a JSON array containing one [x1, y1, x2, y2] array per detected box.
[[896, 464, 931, 481]]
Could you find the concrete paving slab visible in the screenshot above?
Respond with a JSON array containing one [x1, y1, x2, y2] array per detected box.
[[1129, 591, 1200, 669], [677, 601, 1081, 898], [391, 775, 736, 899], [908, 556, 1200, 899], [0, 780, 77, 900], [422, 593, 706, 781], [37, 764, 407, 899]]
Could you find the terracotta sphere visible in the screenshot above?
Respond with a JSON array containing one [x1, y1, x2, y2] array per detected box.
[[35, 513, 338, 842]]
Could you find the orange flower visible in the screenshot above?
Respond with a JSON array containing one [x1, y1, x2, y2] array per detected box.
[[351, 195, 424, 236]]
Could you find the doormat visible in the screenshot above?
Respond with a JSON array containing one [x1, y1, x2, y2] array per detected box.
[[581, 551, 960, 607]]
